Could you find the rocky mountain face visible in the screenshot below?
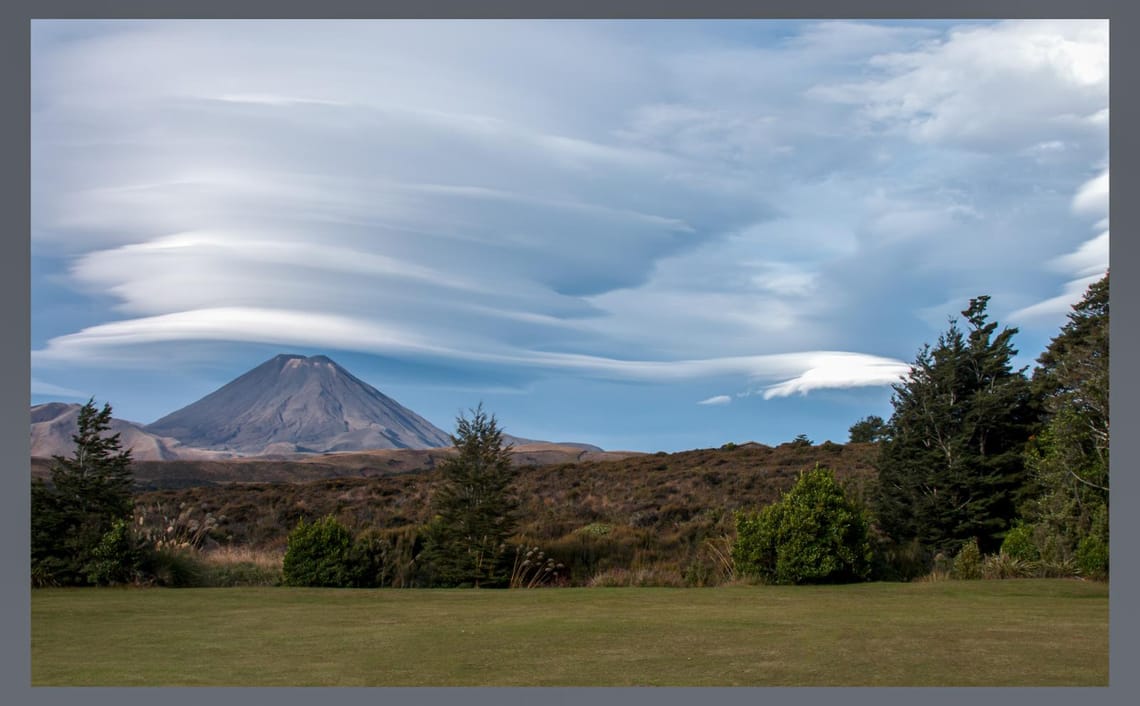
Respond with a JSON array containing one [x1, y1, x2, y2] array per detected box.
[[143, 354, 452, 454]]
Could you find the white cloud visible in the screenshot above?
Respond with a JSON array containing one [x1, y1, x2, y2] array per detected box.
[[697, 395, 732, 406], [1010, 273, 1105, 322], [1053, 230, 1109, 278], [1072, 168, 1109, 217], [813, 20, 1108, 152], [757, 353, 910, 399]]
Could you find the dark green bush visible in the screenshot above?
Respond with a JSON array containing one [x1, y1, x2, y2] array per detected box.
[[282, 515, 359, 587], [733, 466, 872, 584]]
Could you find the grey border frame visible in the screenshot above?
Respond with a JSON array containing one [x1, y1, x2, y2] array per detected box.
[[6, 2, 1134, 705]]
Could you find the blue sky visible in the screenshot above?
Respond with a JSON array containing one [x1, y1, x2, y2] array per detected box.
[[30, 19, 1109, 452]]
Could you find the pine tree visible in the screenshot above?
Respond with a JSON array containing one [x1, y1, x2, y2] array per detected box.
[[31, 399, 135, 585], [420, 405, 519, 587], [875, 297, 1036, 556]]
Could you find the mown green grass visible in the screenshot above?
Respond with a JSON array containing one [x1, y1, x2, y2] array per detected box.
[[31, 579, 1107, 686]]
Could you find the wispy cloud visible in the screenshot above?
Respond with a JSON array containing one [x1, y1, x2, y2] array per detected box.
[[697, 395, 732, 406], [35, 305, 910, 393], [31, 378, 88, 398]]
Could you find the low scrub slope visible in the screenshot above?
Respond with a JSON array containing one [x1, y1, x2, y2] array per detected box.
[[131, 441, 878, 583]]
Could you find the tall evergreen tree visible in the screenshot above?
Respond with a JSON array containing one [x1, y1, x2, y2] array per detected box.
[[420, 405, 519, 587], [1021, 273, 1108, 566], [31, 399, 135, 585], [875, 297, 1036, 556]]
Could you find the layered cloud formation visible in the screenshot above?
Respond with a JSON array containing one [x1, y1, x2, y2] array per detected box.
[[32, 20, 1108, 425]]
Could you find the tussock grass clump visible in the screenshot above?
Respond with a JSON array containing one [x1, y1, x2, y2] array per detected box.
[[197, 546, 284, 587], [981, 552, 1032, 580], [586, 566, 685, 588]]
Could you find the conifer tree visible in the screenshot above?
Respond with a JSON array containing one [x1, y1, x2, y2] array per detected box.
[[875, 297, 1036, 556], [31, 399, 135, 585], [420, 404, 518, 587]]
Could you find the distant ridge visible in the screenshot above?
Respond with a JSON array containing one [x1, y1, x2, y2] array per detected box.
[[30, 402, 234, 462], [144, 354, 452, 454]]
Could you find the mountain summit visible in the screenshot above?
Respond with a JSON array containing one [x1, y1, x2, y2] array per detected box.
[[144, 354, 452, 454]]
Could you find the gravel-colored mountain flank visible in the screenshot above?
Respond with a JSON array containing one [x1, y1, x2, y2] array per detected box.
[[143, 354, 453, 454]]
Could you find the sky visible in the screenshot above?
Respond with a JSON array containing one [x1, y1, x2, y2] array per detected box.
[[30, 19, 1109, 452]]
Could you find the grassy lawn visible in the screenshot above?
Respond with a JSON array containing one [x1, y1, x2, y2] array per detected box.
[[31, 579, 1108, 686]]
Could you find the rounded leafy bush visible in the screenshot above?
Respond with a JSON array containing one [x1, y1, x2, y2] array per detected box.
[[1000, 522, 1040, 562], [282, 515, 359, 587], [732, 466, 872, 584]]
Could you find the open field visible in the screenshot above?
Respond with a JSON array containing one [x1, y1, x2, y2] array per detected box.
[[32, 579, 1107, 686]]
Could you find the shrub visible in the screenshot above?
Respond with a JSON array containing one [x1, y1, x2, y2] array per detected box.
[[1000, 522, 1040, 562], [733, 466, 872, 584], [282, 515, 359, 587], [1076, 535, 1108, 580], [1076, 504, 1108, 580], [85, 518, 149, 586], [951, 538, 982, 580]]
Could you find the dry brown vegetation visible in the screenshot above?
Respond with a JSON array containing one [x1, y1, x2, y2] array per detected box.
[[122, 441, 877, 585]]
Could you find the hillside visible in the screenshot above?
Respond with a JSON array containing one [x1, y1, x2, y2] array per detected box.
[[129, 441, 879, 582]]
